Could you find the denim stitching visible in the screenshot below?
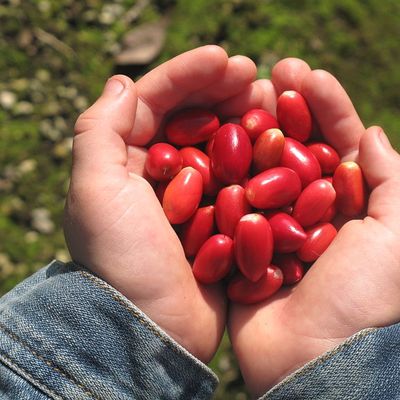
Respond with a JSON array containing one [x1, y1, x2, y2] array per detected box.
[[265, 327, 378, 397], [69, 262, 218, 383], [77, 269, 175, 347], [68, 263, 172, 346], [0, 322, 97, 399], [0, 351, 62, 400]]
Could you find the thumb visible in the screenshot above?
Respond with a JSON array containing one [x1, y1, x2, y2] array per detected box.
[[72, 75, 138, 173], [358, 126, 400, 229]]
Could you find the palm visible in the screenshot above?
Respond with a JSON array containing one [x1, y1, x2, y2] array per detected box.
[[229, 59, 400, 396]]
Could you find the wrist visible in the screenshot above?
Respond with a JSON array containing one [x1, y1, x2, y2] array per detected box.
[[256, 326, 346, 395], [229, 295, 350, 398]]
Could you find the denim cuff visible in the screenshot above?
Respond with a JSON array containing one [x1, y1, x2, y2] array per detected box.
[[262, 324, 400, 399], [0, 260, 218, 400]]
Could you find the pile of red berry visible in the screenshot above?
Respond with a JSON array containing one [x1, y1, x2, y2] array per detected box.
[[145, 91, 367, 304]]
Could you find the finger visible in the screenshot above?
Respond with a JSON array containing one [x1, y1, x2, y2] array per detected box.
[[190, 55, 257, 105], [215, 79, 277, 117], [358, 126, 400, 230], [271, 57, 311, 95], [130, 45, 229, 146], [301, 70, 365, 159], [73, 75, 137, 175]]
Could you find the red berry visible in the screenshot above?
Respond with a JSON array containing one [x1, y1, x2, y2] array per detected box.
[[146, 143, 182, 181]]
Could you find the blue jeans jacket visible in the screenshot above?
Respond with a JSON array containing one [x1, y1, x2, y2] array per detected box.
[[1, 260, 400, 399]]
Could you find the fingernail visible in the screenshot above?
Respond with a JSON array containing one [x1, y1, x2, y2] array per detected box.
[[377, 128, 392, 150], [103, 77, 125, 96]]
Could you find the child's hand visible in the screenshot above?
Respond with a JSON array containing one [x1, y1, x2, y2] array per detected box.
[[63, 45, 265, 363], [228, 58, 400, 397]]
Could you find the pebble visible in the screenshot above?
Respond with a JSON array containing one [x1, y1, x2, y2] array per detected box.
[[0, 91, 17, 109], [18, 159, 37, 174], [14, 101, 34, 115], [31, 208, 55, 234]]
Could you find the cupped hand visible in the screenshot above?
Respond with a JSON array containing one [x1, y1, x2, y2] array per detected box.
[[63, 45, 266, 363], [228, 59, 400, 396]]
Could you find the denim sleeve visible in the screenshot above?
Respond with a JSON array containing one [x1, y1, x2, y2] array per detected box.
[[0, 260, 218, 400], [261, 324, 400, 399]]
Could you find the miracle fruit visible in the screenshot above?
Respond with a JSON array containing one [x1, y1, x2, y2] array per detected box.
[[144, 90, 368, 305]]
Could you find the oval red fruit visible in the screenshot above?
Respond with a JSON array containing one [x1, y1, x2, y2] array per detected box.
[[268, 212, 307, 253], [211, 123, 252, 184], [292, 179, 336, 227], [215, 185, 252, 238], [180, 147, 221, 196], [162, 167, 203, 224], [192, 234, 234, 284], [307, 142, 340, 174], [333, 161, 366, 217], [234, 213, 274, 282], [241, 109, 279, 142], [180, 206, 215, 257], [277, 91, 312, 142], [166, 108, 219, 146], [246, 167, 302, 209], [227, 266, 283, 304], [297, 222, 337, 262], [280, 137, 322, 188], [319, 203, 337, 223], [145, 143, 183, 181], [274, 254, 304, 285], [253, 128, 285, 173]]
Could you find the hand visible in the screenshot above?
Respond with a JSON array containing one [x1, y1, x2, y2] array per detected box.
[[63, 45, 271, 363], [228, 59, 400, 397]]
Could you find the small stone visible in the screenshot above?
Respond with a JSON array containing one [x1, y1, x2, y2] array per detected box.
[[42, 101, 61, 116], [100, 4, 124, 24], [55, 249, 70, 263], [53, 138, 73, 159], [40, 119, 53, 134], [40, 119, 62, 141], [31, 208, 55, 234], [14, 101, 34, 115], [0, 253, 14, 278], [25, 231, 39, 243], [18, 159, 37, 174], [38, 0, 51, 13], [54, 116, 68, 132], [83, 10, 97, 22], [36, 69, 51, 82], [9, 197, 24, 212], [17, 29, 33, 48], [218, 355, 232, 372], [310, 37, 324, 50], [11, 78, 29, 92], [115, 20, 167, 65], [0, 91, 17, 109], [74, 96, 88, 111], [56, 85, 78, 99], [30, 79, 43, 92]]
